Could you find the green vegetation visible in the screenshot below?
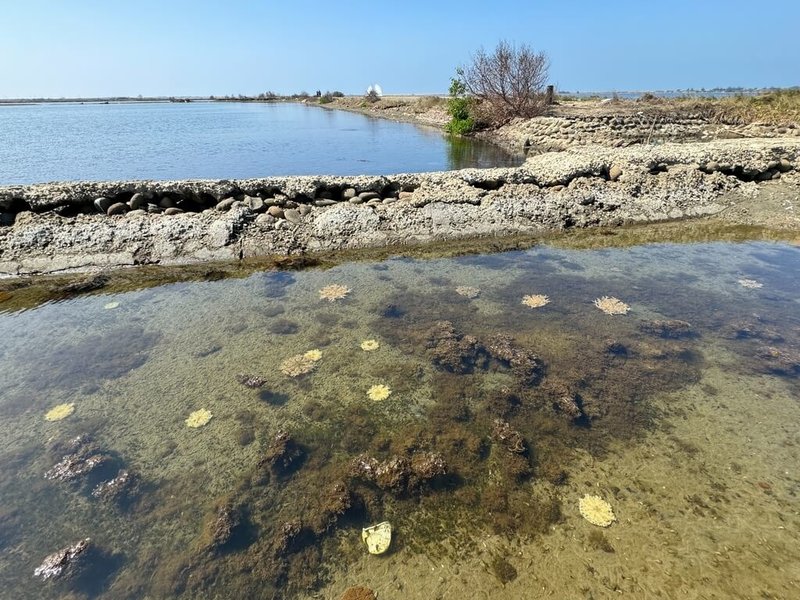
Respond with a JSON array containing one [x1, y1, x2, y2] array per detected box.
[[318, 90, 344, 104], [445, 78, 475, 135]]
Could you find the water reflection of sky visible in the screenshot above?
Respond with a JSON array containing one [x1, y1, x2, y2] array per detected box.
[[0, 101, 520, 183]]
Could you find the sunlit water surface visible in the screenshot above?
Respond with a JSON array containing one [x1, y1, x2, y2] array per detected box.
[[0, 239, 799, 599]]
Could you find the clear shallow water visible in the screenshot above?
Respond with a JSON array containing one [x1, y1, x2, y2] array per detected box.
[[0, 238, 799, 599], [0, 102, 518, 184]]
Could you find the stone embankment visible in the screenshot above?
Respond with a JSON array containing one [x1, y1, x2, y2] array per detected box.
[[489, 111, 800, 154], [1, 138, 798, 277]]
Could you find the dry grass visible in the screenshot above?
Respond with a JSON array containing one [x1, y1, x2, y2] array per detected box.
[[658, 89, 800, 125]]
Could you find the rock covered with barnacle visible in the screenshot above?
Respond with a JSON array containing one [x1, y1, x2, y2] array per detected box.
[[485, 334, 544, 386], [426, 320, 484, 373], [350, 451, 447, 495], [236, 373, 268, 388], [91, 470, 137, 503], [34, 538, 92, 581], [491, 419, 527, 454], [45, 435, 109, 482], [260, 430, 305, 476]]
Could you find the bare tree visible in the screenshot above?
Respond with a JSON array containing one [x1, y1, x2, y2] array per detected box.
[[459, 41, 550, 125]]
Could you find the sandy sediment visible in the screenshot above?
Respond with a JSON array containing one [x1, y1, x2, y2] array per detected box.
[[0, 134, 798, 277]]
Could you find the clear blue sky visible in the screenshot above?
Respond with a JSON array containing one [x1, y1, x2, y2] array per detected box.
[[1, 0, 797, 98]]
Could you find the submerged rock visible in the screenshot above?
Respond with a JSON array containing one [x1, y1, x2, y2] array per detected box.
[[273, 518, 305, 556], [725, 319, 784, 343], [91, 470, 137, 503], [426, 320, 484, 373], [491, 419, 527, 454], [554, 392, 583, 420], [410, 451, 447, 484], [206, 504, 241, 553], [45, 436, 109, 482], [260, 431, 305, 476], [485, 334, 544, 385], [34, 538, 91, 581], [756, 346, 800, 375], [236, 373, 268, 388], [350, 451, 447, 495], [639, 319, 695, 339], [56, 273, 109, 295], [312, 480, 354, 535]]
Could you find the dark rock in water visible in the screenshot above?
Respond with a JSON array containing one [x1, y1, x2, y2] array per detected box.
[[490, 555, 518, 584], [756, 346, 800, 375], [381, 303, 406, 319], [491, 419, 527, 454], [262, 272, 295, 298], [273, 518, 307, 556], [639, 319, 695, 339], [91, 470, 137, 503], [311, 480, 354, 535], [57, 273, 109, 295], [268, 318, 299, 335], [263, 304, 286, 318], [45, 436, 109, 482], [28, 326, 159, 393], [604, 339, 629, 356], [34, 538, 91, 581], [207, 504, 241, 553], [554, 391, 583, 420], [350, 454, 380, 481], [350, 451, 446, 495], [427, 320, 484, 373], [725, 319, 784, 343], [236, 373, 268, 389], [485, 334, 544, 385], [410, 451, 447, 485], [260, 431, 305, 476], [193, 344, 222, 358], [375, 456, 411, 494]]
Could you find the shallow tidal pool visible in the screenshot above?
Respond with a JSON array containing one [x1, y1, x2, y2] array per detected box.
[[0, 234, 799, 599]]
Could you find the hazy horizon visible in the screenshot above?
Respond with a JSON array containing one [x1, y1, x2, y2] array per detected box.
[[1, 1, 798, 99]]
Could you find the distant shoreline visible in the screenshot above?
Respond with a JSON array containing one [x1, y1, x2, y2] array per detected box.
[[3, 87, 798, 105]]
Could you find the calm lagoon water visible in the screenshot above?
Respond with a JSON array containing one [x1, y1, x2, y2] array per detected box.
[[0, 235, 799, 598], [0, 101, 518, 184]]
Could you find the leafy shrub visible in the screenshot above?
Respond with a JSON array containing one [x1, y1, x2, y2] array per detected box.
[[445, 78, 475, 135]]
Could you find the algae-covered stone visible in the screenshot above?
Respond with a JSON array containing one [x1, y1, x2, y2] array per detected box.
[[361, 521, 391, 554]]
